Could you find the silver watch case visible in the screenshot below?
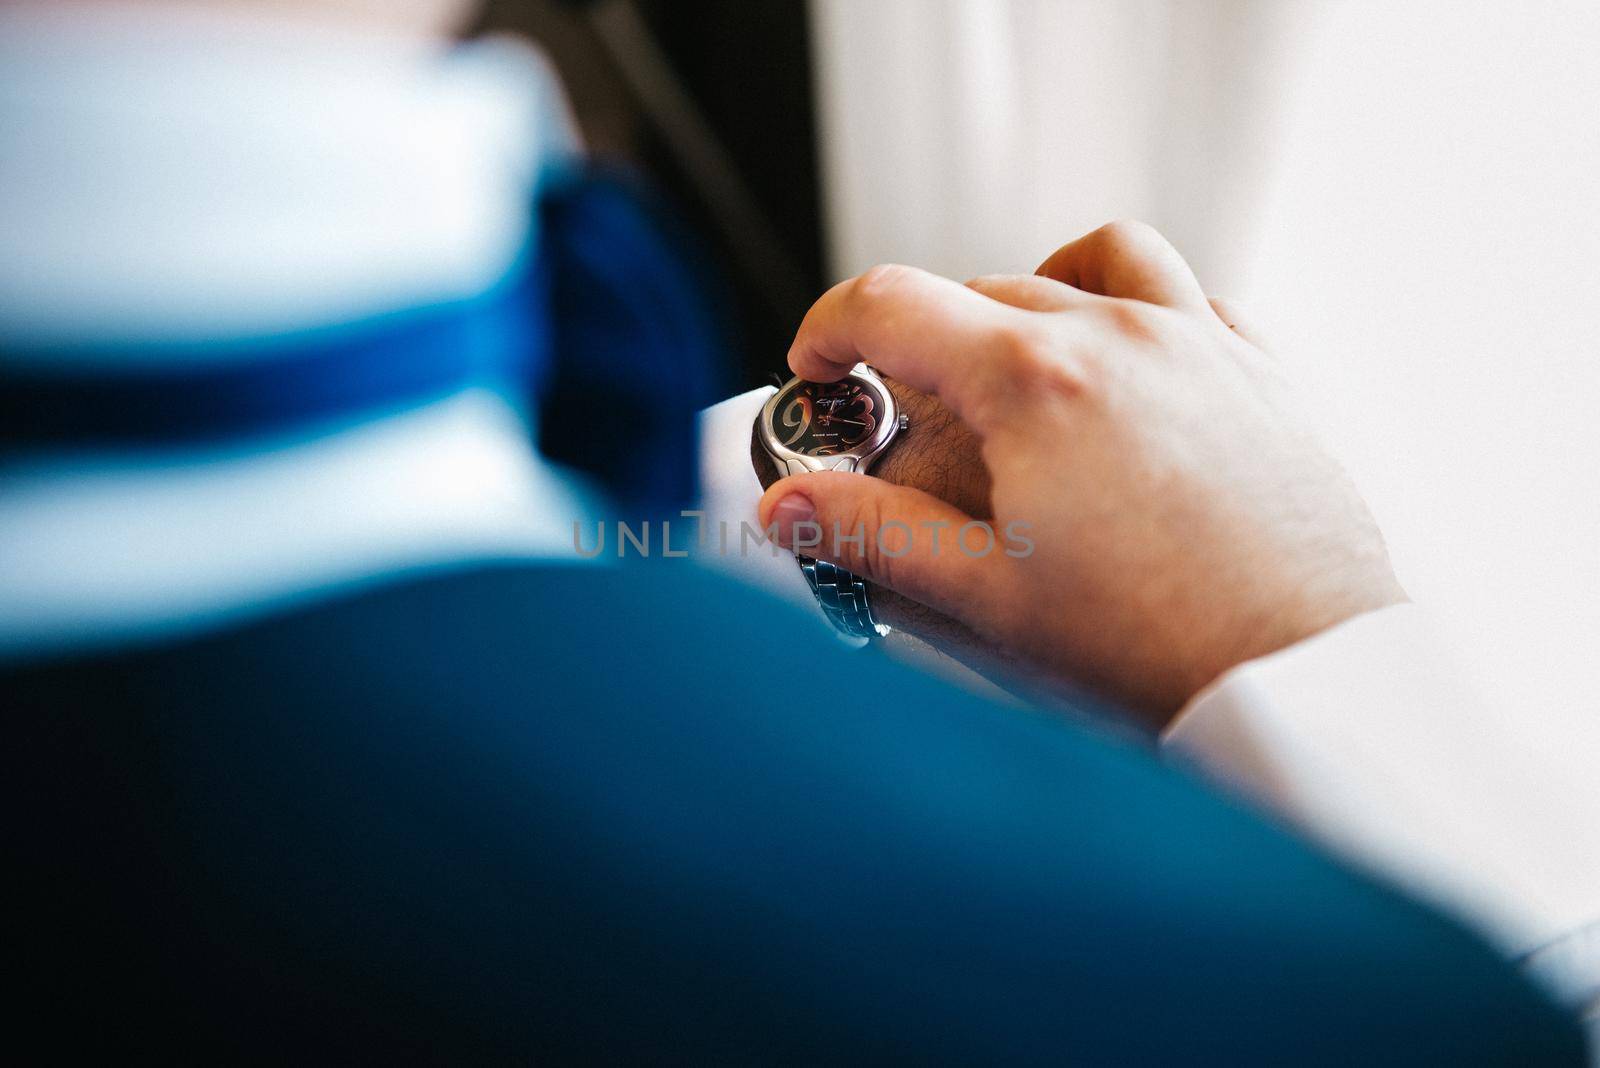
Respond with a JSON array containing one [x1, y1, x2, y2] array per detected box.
[[757, 363, 907, 478]]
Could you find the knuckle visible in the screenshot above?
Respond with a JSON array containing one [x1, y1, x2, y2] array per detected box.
[[1012, 319, 1115, 404], [987, 321, 1047, 373], [1098, 297, 1168, 345], [849, 263, 918, 308], [997, 338, 1102, 413], [965, 323, 1049, 423], [1037, 350, 1100, 401], [1092, 217, 1163, 252]]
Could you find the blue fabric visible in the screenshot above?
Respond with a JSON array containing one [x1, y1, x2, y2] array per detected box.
[[2, 561, 1583, 1064], [536, 166, 729, 514], [0, 285, 540, 448], [0, 166, 729, 512]]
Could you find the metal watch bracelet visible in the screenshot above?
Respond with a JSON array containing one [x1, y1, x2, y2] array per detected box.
[[797, 555, 888, 639]]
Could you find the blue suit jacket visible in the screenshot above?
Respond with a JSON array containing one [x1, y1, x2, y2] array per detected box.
[[4, 561, 1583, 1064]]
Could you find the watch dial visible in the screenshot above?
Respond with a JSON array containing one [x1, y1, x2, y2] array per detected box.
[[770, 379, 881, 456]]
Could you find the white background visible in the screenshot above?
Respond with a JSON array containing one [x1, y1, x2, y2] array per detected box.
[[810, 0, 1599, 764]]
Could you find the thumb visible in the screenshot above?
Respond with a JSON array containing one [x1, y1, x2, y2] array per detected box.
[[757, 471, 1013, 626]]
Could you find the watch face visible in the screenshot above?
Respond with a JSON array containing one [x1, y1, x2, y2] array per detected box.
[[769, 378, 883, 457]]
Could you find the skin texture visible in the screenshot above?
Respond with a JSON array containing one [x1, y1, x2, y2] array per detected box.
[[757, 221, 1408, 730]]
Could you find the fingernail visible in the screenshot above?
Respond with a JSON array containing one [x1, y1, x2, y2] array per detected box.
[[769, 493, 815, 546]]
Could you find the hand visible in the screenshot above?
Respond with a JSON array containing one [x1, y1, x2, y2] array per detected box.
[[757, 221, 1407, 728]]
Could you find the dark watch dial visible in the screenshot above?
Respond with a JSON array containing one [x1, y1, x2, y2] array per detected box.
[[769, 379, 882, 457]]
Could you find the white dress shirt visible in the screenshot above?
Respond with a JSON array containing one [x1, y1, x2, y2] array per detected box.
[[701, 385, 1600, 1048]]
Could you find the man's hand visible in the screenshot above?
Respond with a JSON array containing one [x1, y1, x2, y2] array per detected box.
[[757, 220, 1407, 728]]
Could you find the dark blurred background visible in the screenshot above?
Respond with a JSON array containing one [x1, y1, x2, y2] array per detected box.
[[474, 0, 825, 390]]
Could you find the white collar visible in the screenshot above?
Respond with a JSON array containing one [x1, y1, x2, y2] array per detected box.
[[0, 1, 577, 354], [0, 4, 590, 659], [0, 392, 592, 661]]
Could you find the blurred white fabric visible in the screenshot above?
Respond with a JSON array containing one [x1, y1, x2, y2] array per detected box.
[[0, 2, 573, 353], [809, 0, 1305, 286], [0, 5, 589, 658], [809, 0, 1598, 775]]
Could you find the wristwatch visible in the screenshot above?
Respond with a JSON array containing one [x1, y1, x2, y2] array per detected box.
[[756, 364, 908, 639]]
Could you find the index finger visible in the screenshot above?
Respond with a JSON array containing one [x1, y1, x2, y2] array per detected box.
[[787, 264, 1050, 434]]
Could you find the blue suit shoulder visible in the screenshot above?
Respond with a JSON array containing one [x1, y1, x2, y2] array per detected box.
[[3, 561, 1584, 1064]]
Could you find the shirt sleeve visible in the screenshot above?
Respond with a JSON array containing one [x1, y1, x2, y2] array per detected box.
[[1163, 604, 1600, 1033]]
